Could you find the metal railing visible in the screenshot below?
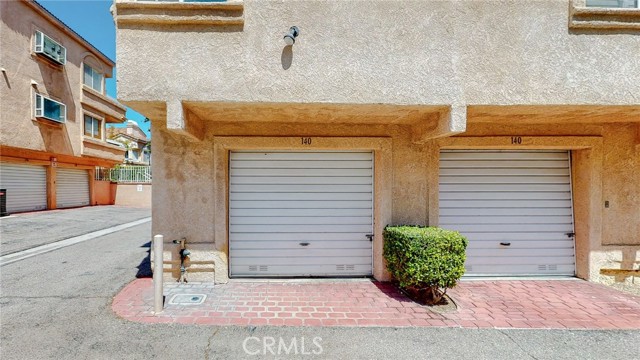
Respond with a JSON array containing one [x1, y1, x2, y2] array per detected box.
[[95, 166, 152, 183]]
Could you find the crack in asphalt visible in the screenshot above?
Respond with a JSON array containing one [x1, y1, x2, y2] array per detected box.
[[204, 327, 220, 360], [498, 329, 540, 360]]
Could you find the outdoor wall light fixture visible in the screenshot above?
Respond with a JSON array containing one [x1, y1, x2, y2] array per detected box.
[[283, 26, 299, 46]]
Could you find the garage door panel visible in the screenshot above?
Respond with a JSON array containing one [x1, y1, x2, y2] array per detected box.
[[230, 184, 373, 193], [0, 163, 47, 213], [467, 248, 575, 257], [231, 192, 372, 201], [440, 168, 571, 176], [440, 176, 570, 184], [231, 200, 372, 209], [440, 199, 572, 208], [230, 208, 372, 217], [230, 232, 370, 241], [440, 215, 574, 225], [439, 150, 575, 276], [440, 208, 573, 216], [449, 232, 574, 241], [231, 152, 373, 161], [440, 184, 570, 192], [230, 151, 373, 277], [230, 264, 372, 276], [231, 176, 372, 185], [231, 224, 374, 233], [232, 256, 372, 266], [231, 216, 372, 226], [465, 264, 575, 276], [440, 191, 571, 201], [231, 240, 371, 250], [450, 224, 573, 232], [231, 168, 373, 177], [465, 256, 575, 266], [440, 151, 569, 161], [231, 160, 372, 169], [467, 240, 575, 249], [440, 160, 569, 168], [233, 248, 373, 258]]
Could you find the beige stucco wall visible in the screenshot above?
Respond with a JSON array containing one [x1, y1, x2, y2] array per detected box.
[[0, 1, 124, 159], [114, 183, 152, 208], [116, 0, 640, 108]]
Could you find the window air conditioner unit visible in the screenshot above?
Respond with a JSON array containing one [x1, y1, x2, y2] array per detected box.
[[35, 93, 66, 123], [34, 30, 66, 65]]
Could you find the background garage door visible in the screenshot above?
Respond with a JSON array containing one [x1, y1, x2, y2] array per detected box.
[[0, 162, 47, 213], [56, 168, 90, 208], [439, 150, 575, 276], [229, 151, 374, 277]]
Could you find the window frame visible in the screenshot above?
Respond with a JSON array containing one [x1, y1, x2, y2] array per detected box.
[[33, 30, 66, 65], [83, 63, 104, 93], [34, 93, 66, 123], [83, 114, 103, 140]]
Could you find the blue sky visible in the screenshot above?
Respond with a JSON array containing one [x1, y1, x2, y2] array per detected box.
[[38, 0, 151, 137]]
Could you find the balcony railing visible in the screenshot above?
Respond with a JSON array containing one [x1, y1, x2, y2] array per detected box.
[[96, 166, 152, 183]]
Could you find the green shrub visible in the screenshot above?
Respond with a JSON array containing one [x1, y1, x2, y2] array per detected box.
[[383, 225, 468, 304]]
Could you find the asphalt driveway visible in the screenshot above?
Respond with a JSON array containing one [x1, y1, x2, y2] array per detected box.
[[0, 205, 151, 255]]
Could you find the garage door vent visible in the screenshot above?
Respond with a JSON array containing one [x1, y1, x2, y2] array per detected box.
[[336, 265, 355, 271], [538, 264, 558, 271], [248, 265, 269, 272]]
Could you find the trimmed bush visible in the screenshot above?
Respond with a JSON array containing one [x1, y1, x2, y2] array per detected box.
[[383, 226, 468, 304]]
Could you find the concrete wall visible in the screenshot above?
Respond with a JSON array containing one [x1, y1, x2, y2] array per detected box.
[[114, 184, 152, 208]]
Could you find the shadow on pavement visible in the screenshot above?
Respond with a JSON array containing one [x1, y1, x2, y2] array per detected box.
[[136, 241, 152, 278]]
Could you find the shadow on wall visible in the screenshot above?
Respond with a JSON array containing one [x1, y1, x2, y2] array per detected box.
[[281, 45, 293, 70]]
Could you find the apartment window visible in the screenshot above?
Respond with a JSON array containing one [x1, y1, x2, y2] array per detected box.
[[84, 115, 102, 139], [34, 93, 66, 123], [83, 64, 104, 93], [586, 0, 639, 7], [34, 30, 66, 65]]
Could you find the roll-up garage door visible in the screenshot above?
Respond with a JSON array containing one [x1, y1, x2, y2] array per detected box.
[[56, 168, 90, 208], [0, 162, 47, 213], [439, 150, 575, 276], [229, 151, 374, 277]]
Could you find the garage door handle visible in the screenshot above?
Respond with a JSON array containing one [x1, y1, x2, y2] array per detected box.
[[299, 242, 309, 246], [500, 242, 511, 246], [365, 234, 374, 242]]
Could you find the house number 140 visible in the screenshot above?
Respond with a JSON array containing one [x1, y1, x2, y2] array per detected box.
[[511, 136, 523, 144], [301, 137, 312, 145]]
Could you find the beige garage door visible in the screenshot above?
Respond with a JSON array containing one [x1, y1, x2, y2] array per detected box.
[[0, 162, 47, 213], [56, 168, 90, 208], [229, 151, 374, 277], [439, 150, 576, 276]]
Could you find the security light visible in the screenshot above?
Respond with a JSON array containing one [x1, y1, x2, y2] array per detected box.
[[283, 26, 299, 46]]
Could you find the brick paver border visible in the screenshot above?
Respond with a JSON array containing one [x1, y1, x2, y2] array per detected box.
[[112, 279, 640, 329]]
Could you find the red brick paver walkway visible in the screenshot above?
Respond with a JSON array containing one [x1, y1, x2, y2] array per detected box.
[[112, 279, 640, 329]]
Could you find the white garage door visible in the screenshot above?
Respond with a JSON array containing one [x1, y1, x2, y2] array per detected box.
[[0, 162, 47, 213], [229, 151, 374, 277], [56, 168, 90, 208], [439, 150, 575, 276]]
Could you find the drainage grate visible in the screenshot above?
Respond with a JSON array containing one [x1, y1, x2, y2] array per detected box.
[[168, 294, 207, 305]]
